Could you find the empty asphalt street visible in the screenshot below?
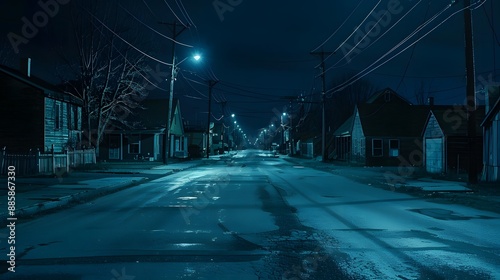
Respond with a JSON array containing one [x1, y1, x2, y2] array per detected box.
[[1, 150, 499, 279]]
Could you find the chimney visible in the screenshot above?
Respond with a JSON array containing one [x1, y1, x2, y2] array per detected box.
[[486, 86, 500, 113], [427, 96, 434, 106], [20, 57, 31, 77]]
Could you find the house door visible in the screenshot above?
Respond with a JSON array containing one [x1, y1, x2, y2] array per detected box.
[[426, 138, 443, 173]]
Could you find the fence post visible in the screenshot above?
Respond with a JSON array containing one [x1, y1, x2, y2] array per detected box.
[[51, 144, 55, 175], [36, 149, 41, 174], [66, 149, 70, 173]]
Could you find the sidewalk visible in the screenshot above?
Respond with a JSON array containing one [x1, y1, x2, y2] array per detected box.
[[283, 155, 500, 214], [0, 160, 204, 220]]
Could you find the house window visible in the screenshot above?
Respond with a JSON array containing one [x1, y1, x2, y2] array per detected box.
[[67, 103, 72, 130], [372, 139, 383, 157], [389, 139, 399, 157], [54, 102, 63, 130], [67, 104, 78, 130]]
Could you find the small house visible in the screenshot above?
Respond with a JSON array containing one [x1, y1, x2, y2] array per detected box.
[[100, 98, 187, 161], [0, 59, 83, 153], [333, 88, 428, 166], [422, 105, 484, 174]]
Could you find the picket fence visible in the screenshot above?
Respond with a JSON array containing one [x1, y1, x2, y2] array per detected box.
[[0, 149, 96, 176]]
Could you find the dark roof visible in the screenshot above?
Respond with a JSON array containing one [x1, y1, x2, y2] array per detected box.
[[333, 114, 354, 136], [0, 64, 83, 106], [429, 105, 485, 136], [365, 87, 412, 105], [358, 103, 429, 137]]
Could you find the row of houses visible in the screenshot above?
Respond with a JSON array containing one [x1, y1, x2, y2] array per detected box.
[[98, 98, 225, 161], [328, 88, 499, 182], [0, 61, 227, 173]]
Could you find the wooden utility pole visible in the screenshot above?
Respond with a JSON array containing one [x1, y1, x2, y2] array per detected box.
[[464, 0, 478, 184], [160, 21, 187, 164], [206, 80, 218, 158], [310, 51, 333, 161]]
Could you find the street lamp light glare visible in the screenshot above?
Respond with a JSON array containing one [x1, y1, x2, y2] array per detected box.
[[231, 114, 235, 117], [193, 54, 201, 61]]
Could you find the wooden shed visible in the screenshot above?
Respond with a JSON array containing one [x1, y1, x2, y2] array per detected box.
[[422, 106, 484, 174]]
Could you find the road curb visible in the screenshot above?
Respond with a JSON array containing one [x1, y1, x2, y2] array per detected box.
[[0, 178, 148, 221]]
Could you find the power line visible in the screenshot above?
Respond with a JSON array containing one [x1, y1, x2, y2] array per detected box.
[[316, 0, 382, 68], [327, 0, 423, 73], [327, 2, 469, 95], [176, 0, 196, 28], [83, 7, 174, 66], [311, 0, 366, 52], [396, 1, 431, 92], [118, 3, 193, 48], [162, 0, 188, 27]]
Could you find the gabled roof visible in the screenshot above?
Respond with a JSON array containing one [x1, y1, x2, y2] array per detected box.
[[365, 87, 412, 105], [0, 64, 83, 106], [429, 105, 485, 136], [333, 114, 354, 136], [357, 103, 429, 137]]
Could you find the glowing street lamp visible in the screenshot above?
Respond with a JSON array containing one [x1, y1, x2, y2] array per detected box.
[[164, 53, 201, 164]]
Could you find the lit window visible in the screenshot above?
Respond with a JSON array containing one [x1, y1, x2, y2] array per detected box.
[[389, 139, 399, 157]]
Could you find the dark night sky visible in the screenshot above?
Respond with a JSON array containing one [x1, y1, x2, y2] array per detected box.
[[1, 0, 499, 139]]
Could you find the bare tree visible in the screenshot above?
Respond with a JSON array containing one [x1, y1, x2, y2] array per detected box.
[[58, 1, 149, 152]]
